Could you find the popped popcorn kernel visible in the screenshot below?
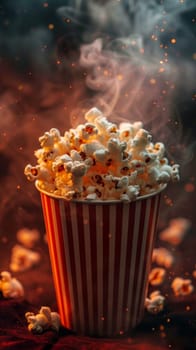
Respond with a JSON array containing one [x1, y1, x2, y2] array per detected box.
[[25, 306, 61, 334], [171, 277, 194, 296], [145, 290, 165, 314], [0, 271, 24, 299], [149, 267, 166, 286], [10, 244, 41, 272], [152, 247, 174, 268], [24, 107, 180, 201], [159, 218, 191, 245]]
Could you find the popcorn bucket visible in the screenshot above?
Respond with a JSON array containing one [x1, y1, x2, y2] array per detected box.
[[37, 184, 165, 337]]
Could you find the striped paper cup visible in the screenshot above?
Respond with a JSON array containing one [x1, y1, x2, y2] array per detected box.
[[37, 184, 165, 337]]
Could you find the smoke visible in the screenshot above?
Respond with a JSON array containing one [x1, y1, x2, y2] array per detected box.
[[0, 0, 195, 228]]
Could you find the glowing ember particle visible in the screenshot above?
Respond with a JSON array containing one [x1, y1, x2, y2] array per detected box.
[[170, 38, 177, 44], [184, 183, 195, 193], [117, 74, 123, 80], [192, 270, 196, 279], [186, 305, 191, 311], [149, 78, 156, 85], [48, 23, 54, 30], [43, 2, 48, 7], [100, 316, 105, 321], [18, 84, 23, 91], [65, 18, 71, 23], [119, 330, 124, 335], [17, 185, 21, 190], [56, 60, 61, 65], [159, 67, 165, 73], [192, 93, 196, 101]]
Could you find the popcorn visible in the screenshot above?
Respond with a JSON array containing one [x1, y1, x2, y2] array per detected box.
[[159, 218, 191, 245], [16, 228, 40, 249], [149, 267, 166, 286], [25, 306, 61, 334], [171, 277, 194, 296], [25, 107, 180, 200], [145, 291, 165, 314], [10, 244, 41, 272], [0, 271, 24, 298], [152, 247, 174, 268]]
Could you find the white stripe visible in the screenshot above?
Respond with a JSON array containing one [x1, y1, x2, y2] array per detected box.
[[70, 202, 85, 333], [116, 203, 129, 333], [82, 203, 94, 334], [96, 205, 103, 335], [59, 200, 76, 330], [131, 199, 151, 326], [107, 204, 116, 336], [138, 196, 159, 320], [124, 201, 141, 330]]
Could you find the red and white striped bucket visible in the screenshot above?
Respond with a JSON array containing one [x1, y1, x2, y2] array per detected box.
[[38, 185, 164, 337]]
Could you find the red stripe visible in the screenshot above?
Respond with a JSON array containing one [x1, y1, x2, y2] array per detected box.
[[89, 204, 98, 334], [112, 203, 123, 334], [76, 202, 89, 333], [53, 199, 72, 329], [121, 201, 136, 331], [102, 204, 110, 333], [63, 201, 80, 332], [41, 194, 64, 322]]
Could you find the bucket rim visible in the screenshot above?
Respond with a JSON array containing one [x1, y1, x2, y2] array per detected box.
[[35, 181, 167, 204]]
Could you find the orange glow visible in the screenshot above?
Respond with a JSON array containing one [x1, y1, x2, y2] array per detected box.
[[184, 183, 195, 193], [170, 38, 177, 44]]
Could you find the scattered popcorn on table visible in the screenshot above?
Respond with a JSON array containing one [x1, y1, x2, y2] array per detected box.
[[0, 271, 24, 298], [171, 277, 194, 296], [25, 306, 61, 334], [10, 244, 41, 272], [152, 247, 174, 268], [145, 290, 165, 314], [159, 218, 191, 245], [16, 228, 40, 248], [24, 107, 180, 201], [149, 267, 166, 286]]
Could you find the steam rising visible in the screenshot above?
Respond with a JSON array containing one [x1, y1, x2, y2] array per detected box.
[[0, 0, 195, 227]]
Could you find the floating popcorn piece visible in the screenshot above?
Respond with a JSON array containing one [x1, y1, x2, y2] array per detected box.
[[25, 306, 61, 334], [152, 247, 174, 268], [145, 290, 165, 314], [10, 244, 41, 272], [0, 271, 24, 298], [171, 277, 194, 296], [159, 218, 191, 245], [16, 228, 40, 249], [149, 267, 166, 286]]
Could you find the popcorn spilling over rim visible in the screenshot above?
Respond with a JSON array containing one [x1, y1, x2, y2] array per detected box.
[[24, 107, 180, 201]]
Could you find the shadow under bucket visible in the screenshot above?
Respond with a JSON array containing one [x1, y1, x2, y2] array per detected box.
[[37, 183, 166, 337]]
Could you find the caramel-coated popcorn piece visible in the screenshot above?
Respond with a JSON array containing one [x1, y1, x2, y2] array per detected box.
[[171, 277, 194, 296], [149, 267, 166, 286]]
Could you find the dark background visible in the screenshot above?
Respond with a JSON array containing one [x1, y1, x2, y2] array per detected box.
[[0, 1, 195, 349]]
